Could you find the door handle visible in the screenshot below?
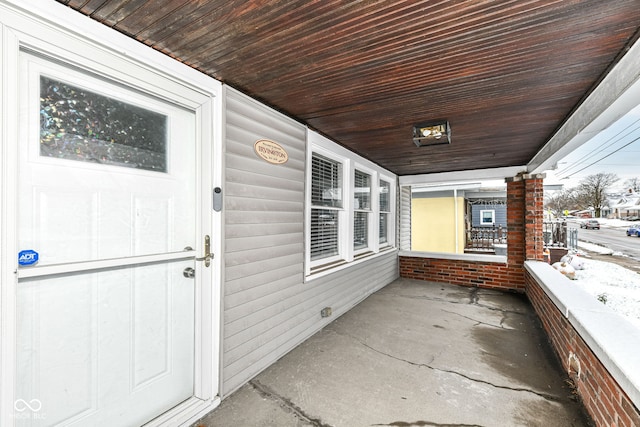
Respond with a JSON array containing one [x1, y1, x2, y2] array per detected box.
[[195, 235, 213, 267], [183, 267, 196, 278]]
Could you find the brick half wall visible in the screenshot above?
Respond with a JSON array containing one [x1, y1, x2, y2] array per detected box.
[[399, 257, 525, 292], [526, 267, 640, 427]]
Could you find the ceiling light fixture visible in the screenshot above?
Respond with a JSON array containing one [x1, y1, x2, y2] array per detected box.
[[413, 120, 451, 147]]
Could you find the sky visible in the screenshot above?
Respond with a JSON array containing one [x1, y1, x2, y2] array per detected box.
[[545, 103, 640, 192]]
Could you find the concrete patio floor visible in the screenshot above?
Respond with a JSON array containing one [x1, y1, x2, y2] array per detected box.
[[195, 278, 591, 427]]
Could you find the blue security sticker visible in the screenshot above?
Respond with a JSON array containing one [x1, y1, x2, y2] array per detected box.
[[18, 250, 39, 266]]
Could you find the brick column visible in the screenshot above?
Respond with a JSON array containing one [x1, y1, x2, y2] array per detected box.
[[524, 173, 545, 261], [505, 175, 525, 268]]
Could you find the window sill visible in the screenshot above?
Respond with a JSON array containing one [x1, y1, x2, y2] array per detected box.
[[399, 250, 507, 264], [306, 247, 398, 282]]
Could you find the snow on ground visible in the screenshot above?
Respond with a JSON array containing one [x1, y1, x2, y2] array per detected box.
[[577, 241, 614, 255], [568, 254, 640, 330], [560, 218, 640, 329]]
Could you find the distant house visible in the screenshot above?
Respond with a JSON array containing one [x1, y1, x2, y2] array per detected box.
[[468, 192, 507, 228], [411, 187, 506, 254], [606, 191, 640, 219]]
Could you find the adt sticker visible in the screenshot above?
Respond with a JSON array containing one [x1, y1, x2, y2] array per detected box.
[[18, 250, 39, 266]]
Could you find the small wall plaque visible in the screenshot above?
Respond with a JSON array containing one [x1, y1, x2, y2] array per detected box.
[[254, 139, 288, 165]]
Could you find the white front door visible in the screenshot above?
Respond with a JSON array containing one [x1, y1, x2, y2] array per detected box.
[[14, 52, 204, 426]]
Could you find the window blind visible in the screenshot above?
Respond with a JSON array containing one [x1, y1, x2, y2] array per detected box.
[[311, 153, 342, 261], [312, 153, 342, 207], [379, 180, 390, 244], [354, 170, 371, 250]]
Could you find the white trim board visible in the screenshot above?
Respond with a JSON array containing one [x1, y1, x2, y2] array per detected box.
[[0, 1, 223, 426]]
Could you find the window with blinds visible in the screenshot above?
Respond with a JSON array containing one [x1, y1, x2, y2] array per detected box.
[[379, 180, 391, 244], [307, 139, 396, 277], [310, 153, 343, 261], [354, 170, 370, 250]]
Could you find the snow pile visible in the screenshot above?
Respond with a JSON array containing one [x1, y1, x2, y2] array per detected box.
[[577, 241, 614, 255], [571, 257, 640, 330]]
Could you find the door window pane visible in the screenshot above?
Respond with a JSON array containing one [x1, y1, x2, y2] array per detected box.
[[40, 76, 167, 172]]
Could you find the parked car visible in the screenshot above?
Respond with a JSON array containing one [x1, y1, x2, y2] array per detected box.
[[580, 220, 600, 229], [626, 225, 640, 237]]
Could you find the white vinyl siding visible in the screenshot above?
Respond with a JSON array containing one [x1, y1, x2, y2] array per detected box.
[[223, 88, 398, 397], [399, 186, 412, 250]]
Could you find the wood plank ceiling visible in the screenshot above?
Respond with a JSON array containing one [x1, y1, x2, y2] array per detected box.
[[57, 0, 640, 176]]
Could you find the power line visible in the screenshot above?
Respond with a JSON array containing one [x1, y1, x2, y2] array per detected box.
[[560, 134, 640, 179], [556, 117, 640, 177]]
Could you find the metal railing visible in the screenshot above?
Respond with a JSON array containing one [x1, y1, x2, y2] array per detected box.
[[543, 221, 577, 250], [464, 222, 578, 253], [465, 225, 506, 252]]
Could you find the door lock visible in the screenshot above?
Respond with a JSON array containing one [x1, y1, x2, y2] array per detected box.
[[183, 267, 195, 278], [195, 235, 213, 267]]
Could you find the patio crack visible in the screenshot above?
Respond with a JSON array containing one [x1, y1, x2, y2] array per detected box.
[[440, 309, 505, 329], [382, 293, 524, 319], [351, 337, 560, 402], [249, 380, 332, 427]]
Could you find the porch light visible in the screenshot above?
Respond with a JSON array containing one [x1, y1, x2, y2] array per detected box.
[[413, 120, 451, 147]]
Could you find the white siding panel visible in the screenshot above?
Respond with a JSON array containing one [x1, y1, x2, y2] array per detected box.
[[226, 181, 302, 202], [226, 223, 303, 239], [226, 151, 305, 179], [222, 86, 399, 397], [226, 243, 303, 267], [223, 251, 398, 393], [225, 233, 304, 253], [225, 253, 302, 282], [224, 264, 302, 297], [400, 186, 412, 250]]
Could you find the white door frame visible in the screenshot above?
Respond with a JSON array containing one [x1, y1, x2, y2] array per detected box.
[[0, 1, 223, 425]]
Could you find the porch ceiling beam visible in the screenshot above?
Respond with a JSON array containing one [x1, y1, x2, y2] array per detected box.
[[399, 165, 526, 186]]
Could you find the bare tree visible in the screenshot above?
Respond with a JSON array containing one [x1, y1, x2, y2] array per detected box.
[[545, 189, 579, 216], [576, 173, 619, 217], [623, 177, 640, 193]]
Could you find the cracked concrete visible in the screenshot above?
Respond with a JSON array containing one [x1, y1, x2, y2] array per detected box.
[[195, 278, 591, 427]]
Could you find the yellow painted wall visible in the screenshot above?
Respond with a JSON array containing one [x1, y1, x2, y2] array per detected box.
[[411, 196, 466, 253]]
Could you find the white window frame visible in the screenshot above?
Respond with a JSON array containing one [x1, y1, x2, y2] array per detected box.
[[480, 209, 496, 226], [309, 148, 346, 266], [379, 177, 393, 247], [353, 165, 374, 255], [306, 130, 396, 278]]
